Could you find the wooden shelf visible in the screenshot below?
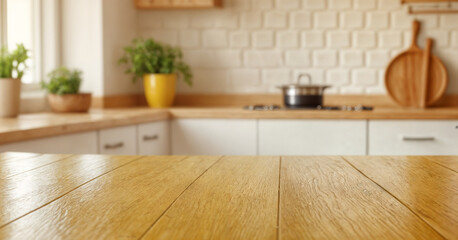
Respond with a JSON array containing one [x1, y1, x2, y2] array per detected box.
[[134, 0, 222, 9]]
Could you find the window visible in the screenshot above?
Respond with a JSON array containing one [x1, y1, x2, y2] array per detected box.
[[0, 0, 41, 86]]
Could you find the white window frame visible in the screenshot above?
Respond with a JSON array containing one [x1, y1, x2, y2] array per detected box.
[[0, 0, 60, 93]]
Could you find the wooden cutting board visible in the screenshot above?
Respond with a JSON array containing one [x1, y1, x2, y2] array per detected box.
[[385, 20, 448, 108]]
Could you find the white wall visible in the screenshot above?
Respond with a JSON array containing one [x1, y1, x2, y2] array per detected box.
[[102, 0, 142, 96], [138, 0, 458, 95], [61, 0, 105, 96]]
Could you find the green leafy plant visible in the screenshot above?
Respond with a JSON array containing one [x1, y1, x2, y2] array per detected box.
[[119, 38, 192, 86], [0, 44, 29, 79], [41, 67, 83, 95]]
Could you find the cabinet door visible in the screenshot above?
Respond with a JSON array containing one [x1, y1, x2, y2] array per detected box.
[[369, 120, 458, 155], [0, 131, 98, 154], [259, 120, 367, 155], [99, 126, 137, 155], [137, 121, 170, 155], [172, 119, 257, 155]]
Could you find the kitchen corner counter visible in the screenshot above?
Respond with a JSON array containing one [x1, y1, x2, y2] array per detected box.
[[0, 153, 456, 239], [1, 107, 458, 145]]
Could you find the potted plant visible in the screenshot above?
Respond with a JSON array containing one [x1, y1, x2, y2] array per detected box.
[[41, 67, 92, 113], [0, 44, 28, 118], [119, 38, 192, 108]]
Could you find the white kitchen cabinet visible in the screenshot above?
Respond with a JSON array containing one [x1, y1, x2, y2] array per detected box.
[[259, 120, 367, 155], [0, 131, 98, 154], [137, 120, 170, 155], [172, 119, 257, 155], [369, 120, 458, 155], [99, 125, 137, 155]]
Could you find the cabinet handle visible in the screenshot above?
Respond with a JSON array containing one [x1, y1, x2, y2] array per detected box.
[[104, 142, 124, 150], [143, 134, 159, 141], [402, 136, 435, 141]]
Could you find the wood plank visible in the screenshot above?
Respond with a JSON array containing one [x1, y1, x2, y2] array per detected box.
[[0, 153, 71, 178], [344, 156, 457, 240], [0, 154, 139, 227], [142, 156, 280, 240], [0, 155, 220, 239], [423, 156, 458, 172], [0, 152, 40, 161], [280, 156, 442, 240]]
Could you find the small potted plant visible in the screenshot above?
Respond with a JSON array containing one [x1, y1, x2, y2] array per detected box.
[[119, 38, 192, 108], [0, 44, 28, 118], [41, 67, 92, 113]]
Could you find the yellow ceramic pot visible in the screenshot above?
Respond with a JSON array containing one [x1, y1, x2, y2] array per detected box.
[[143, 74, 176, 108]]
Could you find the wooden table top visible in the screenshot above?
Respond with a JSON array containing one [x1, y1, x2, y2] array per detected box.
[[0, 153, 456, 240]]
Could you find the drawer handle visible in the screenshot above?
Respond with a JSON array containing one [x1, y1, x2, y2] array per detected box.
[[402, 136, 435, 141], [143, 134, 159, 141], [104, 142, 124, 150]]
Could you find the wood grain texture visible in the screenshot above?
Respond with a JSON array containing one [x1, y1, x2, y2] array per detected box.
[[423, 156, 458, 172], [344, 156, 458, 240], [133, 0, 222, 9], [385, 21, 448, 108], [0, 155, 220, 239], [0, 154, 139, 227], [142, 156, 280, 240], [0, 152, 70, 178], [280, 156, 442, 240]]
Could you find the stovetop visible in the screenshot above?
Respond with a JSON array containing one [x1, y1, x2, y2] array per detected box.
[[243, 105, 374, 111]]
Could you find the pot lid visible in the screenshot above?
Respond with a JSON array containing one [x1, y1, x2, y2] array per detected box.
[[277, 73, 331, 89]]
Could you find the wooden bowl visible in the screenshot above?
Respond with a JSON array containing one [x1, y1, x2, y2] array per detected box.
[[47, 93, 92, 113]]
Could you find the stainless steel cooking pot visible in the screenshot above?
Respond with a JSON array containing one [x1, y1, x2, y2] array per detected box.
[[278, 73, 330, 108]]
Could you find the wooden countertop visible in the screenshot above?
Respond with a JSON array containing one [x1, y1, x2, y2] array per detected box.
[[0, 153, 456, 239], [1, 107, 458, 145]]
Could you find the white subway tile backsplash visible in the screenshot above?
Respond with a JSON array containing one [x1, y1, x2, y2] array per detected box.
[[340, 50, 364, 67], [163, 15, 189, 29], [313, 50, 337, 67], [314, 11, 338, 29], [391, 12, 412, 29], [327, 31, 350, 48], [252, 0, 274, 9], [179, 30, 200, 49], [244, 50, 283, 67], [285, 50, 311, 67], [366, 50, 390, 67], [354, 0, 376, 10], [230, 31, 250, 48], [142, 0, 458, 94], [367, 12, 389, 29], [253, 31, 274, 48], [353, 31, 376, 48], [378, 31, 403, 48], [276, 0, 300, 9], [452, 31, 458, 48], [202, 30, 228, 49], [302, 31, 325, 48], [229, 69, 261, 86], [302, 0, 326, 10], [326, 69, 350, 86], [277, 31, 299, 49], [262, 69, 292, 92], [440, 15, 458, 29], [265, 11, 288, 29], [241, 12, 262, 29], [328, 0, 351, 10], [290, 12, 312, 29], [378, 0, 401, 10], [148, 30, 178, 45], [352, 69, 378, 86], [213, 50, 242, 68], [340, 11, 364, 29]]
